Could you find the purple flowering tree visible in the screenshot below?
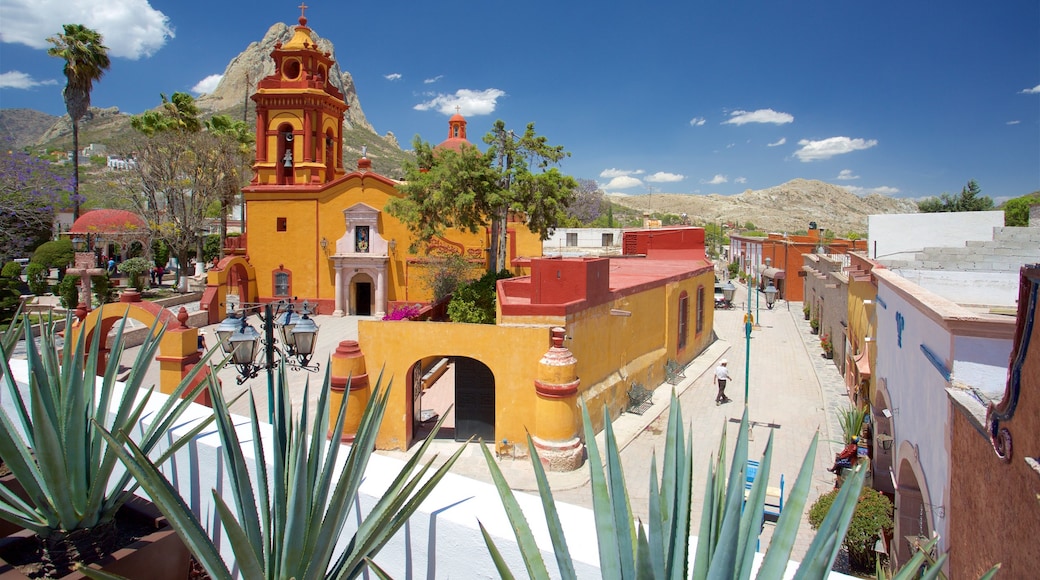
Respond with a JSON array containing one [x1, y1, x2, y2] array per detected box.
[[0, 149, 70, 262], [565, 178, 605, 224]]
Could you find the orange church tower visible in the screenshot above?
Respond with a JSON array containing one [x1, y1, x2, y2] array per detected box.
[[250, 4, 346, 186]]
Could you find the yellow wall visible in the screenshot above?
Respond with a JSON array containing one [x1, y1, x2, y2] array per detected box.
[[244, 176, 542, 307], [847, 278, 877, 400], [357, 320, 548, 450], [351, 266, 716, 451]]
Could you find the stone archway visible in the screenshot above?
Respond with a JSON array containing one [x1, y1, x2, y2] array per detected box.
[[69, 294, 211, 404], [893, 443, 935, 568], [408, 355, 495, 445], [200, 256, 259, 325], [872, 384, 896, 495]]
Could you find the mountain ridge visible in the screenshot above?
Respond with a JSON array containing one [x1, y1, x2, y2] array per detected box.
[[607, 178, 919, 235]]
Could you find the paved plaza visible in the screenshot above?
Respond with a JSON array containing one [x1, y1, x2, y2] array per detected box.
[[116, 279, 851, 561]]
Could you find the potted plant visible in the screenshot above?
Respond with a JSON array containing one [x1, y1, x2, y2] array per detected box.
[[820, 333, 834, 359], [809, 316, 820, 334], [0, 309, 215, 578], [116, 256, 152, 292], [98, 355, 465, 579], [803, 304, 811, 320]]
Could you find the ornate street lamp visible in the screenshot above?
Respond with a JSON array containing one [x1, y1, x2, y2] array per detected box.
[[217, 300, 321, 422], [722, 281, 736, 309], [764, 283, 778, 309]]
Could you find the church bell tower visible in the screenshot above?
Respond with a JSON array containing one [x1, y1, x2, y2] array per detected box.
[[251, 4, 347, 187]]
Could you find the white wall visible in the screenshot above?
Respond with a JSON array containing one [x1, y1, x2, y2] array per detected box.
[[868, 212, 1004, 261], [543, 228, 622, 255], [889, 269, 1018, 308], [2, 359, 601, 579], [875, 275, 953, 552]]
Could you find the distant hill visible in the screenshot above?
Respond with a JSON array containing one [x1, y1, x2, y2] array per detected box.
[[607, 178, 920, 235], [0, 21, 413, 179]]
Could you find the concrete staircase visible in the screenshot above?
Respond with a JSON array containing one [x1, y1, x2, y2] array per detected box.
[[880, 226, 1040, 272]]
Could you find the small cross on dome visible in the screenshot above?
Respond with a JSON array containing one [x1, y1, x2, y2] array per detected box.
[[298, 2, 309, 25]]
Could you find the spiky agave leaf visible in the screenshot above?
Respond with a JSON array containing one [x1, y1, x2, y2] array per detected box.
[[99, 356, 465, 580], [0, 309, 214, 537]]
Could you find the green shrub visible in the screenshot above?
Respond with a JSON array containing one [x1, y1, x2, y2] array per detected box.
[[117, 256, 152, 291], [31, 238, 74, 269], [25, 262, 49, 295], [0, 278, 21, 323], [809, 486, 893, 571], [447, 268, 512, 324], [93, 273, 116, 306], [1, 262, 22, 279], [57, 274, 80, 309], [727, 261, 740, 279]]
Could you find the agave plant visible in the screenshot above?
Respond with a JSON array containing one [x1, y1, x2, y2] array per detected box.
[[480, 391, 988, 578], [96, 357, 466, 579], [0, 310, 215, 568], [837, 405, 867, 445]]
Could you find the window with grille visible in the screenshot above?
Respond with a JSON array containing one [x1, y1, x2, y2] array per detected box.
[[678, 291, 689, 350], [274, 271, 290, 296], [566, 232, 578, 246], [696, 286, 705, 334]]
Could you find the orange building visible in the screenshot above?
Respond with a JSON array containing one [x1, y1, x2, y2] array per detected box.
[[728, 228, 866, 302]]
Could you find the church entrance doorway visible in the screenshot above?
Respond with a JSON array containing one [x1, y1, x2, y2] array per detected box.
[[354, 281, 371, 315]]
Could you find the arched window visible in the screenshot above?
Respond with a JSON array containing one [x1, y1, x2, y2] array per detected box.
[[696, 286, 706, 335], [273, 267, 291, 297], [678, 291, 689, 350]]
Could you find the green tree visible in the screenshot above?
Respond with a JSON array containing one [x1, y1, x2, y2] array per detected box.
[[31, 239, 75, 271], [918, 179, 994, 213], [1002, 195, 1038, 227], [447, 268, 512, 324], [120, 93, 245, 290], [389, 121, 577, 273], [47, 24, 111, 221], [203, 114, 254, 255]]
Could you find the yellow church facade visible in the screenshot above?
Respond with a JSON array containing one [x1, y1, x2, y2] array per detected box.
[[235, 10, 540, 317], [201, 10, 717, 471]]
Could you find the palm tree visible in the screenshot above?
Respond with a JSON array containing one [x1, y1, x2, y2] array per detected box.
[[47, 24, 111, 221]]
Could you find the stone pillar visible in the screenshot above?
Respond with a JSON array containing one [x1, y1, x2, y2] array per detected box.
[[532, 327, 584, 471], [328, 340, 370, 442], [375, 268, 386, 318], [156, 306, 213, 407], [333, 266, 344, 316]]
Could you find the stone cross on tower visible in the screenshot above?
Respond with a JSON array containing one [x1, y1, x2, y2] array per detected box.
[[66, 252, 106, 313]]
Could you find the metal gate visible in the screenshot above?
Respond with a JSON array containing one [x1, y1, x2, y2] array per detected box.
[[453, 357, 495, 442]]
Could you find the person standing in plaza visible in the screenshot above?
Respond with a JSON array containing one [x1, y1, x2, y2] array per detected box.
[[714, 359, 732, 405]]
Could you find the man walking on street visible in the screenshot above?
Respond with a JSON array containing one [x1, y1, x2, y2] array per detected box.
[[714, 359, 732, 405]]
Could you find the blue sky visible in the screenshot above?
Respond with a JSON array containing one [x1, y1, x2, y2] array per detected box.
[[1, 1, 1037, 202]]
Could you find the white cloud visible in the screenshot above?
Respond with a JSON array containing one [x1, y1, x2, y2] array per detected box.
[[604, 176, 643, 189], [702, 174, 728, 185], [384, 73, 402, 81], [190, 74, 222, 95], [1020, 85, 1040, 94], [723, 108, 794, 126], [0, 0, 174, 59], [646, 172, 685, 183], [413, 88, 505, 116], [735, 177, 747, 184], [843, 185, 900, 196], [600, 168, 644, 178], [424, 75, 443, 84], [767, 137, 786, 147], [689, 117, 706, 127], [0, 70, 56, 89], [836, 169, 859, 180], [794, 136, 877, 162], [1007, 120, 1021, 125]]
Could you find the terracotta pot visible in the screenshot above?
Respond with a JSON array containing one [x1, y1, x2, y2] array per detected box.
[[0, 494, 190, 580]]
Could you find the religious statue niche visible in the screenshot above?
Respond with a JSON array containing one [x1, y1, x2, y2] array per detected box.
[[355, 226, 370, 253]]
